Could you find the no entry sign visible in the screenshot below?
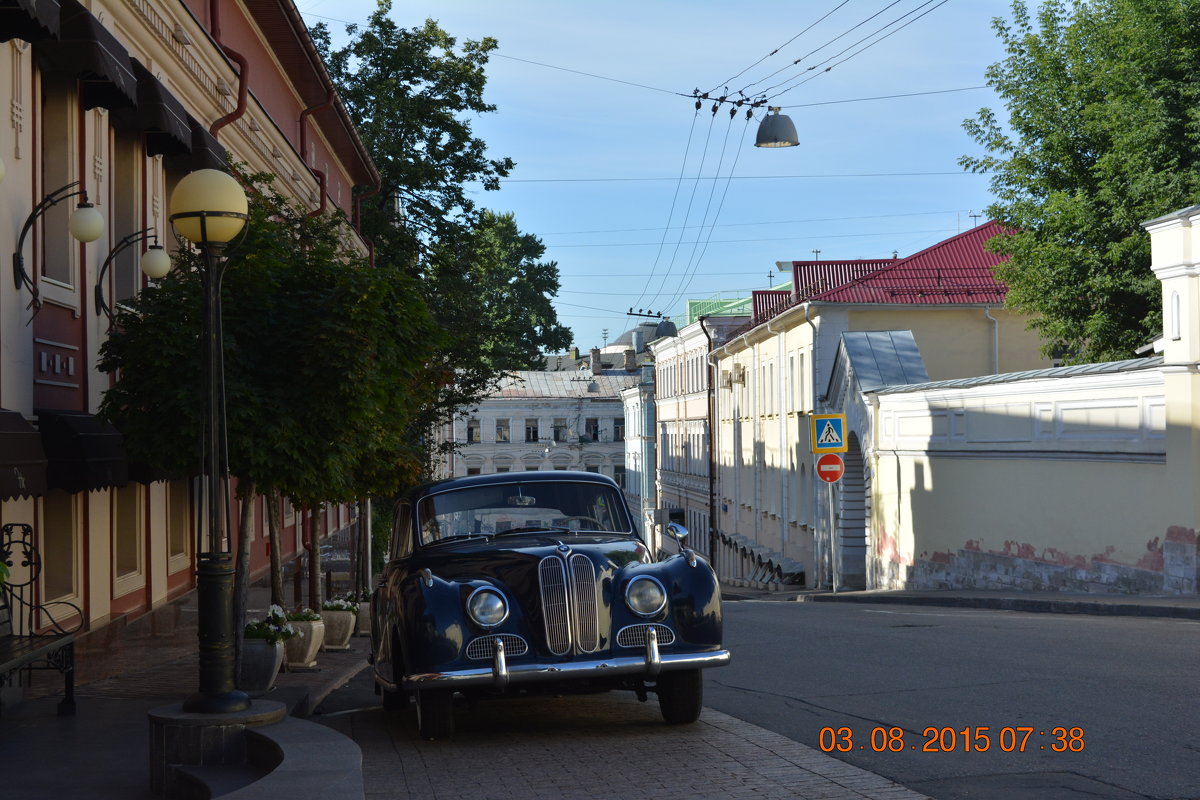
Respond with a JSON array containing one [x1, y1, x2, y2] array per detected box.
[[816, 453, 845, 483]]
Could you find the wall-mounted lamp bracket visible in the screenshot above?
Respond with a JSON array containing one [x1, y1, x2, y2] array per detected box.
[[94, 227, 160, 321], [12, 181, 97, 311]]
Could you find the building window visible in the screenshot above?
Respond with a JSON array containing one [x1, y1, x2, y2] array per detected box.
[[466, 467, 481, 475], [167, 480, 191, 572], [585, 465, 601, 474], [585, 418, 600, 441], [496, 419, 510, 442], [614, 418, 625, 442], [40, 74, 76, 291], [41, 490, 78, 602], [614, 464, 626, 489], [114, 484, 142, 587], [525, 466, 539, 471], [496, 466, 510, 473], [553, 417, 568, 442], [525, 418, 539, 442], [466, 418, 481, 442]]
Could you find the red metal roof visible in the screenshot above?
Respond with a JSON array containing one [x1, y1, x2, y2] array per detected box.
[[811, 221, 1010, 304]]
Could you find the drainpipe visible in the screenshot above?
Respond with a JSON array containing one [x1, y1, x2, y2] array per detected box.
[[301, 89, 335, 218], [208, 0, 249, 141], [699, 316, 718, 574], [983, 306, 999, 374]]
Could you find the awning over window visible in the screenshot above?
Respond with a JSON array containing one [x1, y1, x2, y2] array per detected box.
[[34, 0, 136, 111], [37, 410, 128, 493], [0, 0, 60, 43], [165, 115, 228, 174], [0, 409, 49, 501], [112, 60, 192, 157]]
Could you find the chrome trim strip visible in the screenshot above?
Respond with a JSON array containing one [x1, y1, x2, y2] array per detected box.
[[644, 625, 661, 678], [400, 649, 732, 689], [493, 637, 509, 690]]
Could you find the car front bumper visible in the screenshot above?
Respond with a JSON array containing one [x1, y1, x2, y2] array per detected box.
[[400, 628, 731, 691]]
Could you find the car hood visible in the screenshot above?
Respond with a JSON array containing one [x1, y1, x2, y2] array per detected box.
[[411, 533, 650, 585]]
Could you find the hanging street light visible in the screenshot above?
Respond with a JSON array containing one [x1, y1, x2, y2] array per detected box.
[[755, 106, 799, 148]]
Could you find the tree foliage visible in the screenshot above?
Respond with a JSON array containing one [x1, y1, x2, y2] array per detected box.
[[313, 2, 573, 426], [99, 167, 439, 506], [961, 0, 1200, 362]]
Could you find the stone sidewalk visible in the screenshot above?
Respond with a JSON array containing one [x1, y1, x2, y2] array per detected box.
[[316, 672, 930, 800]]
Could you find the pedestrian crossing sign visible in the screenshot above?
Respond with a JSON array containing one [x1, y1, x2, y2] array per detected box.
[[810, 414, 848, 453]]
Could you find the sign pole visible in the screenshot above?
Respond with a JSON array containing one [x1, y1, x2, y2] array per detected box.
[[829, 480, 837, 592]]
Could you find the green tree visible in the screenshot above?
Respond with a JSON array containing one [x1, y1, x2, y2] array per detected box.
[[99, 165, 440, 508], [313, 3, 573, 425], [961, 0, 1200, 362], [313, 5, 514, 268], [429, 210, 573, 377]]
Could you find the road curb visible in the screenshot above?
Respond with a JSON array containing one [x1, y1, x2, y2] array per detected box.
[[796, 591, 1200, 619]]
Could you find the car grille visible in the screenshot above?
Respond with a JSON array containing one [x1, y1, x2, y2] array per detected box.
[[539, 554, 600, 655], [466, 634, 529, 660], [616, 623, 675, 648]]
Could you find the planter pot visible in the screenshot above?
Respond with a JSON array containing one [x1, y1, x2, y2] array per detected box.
[[355, 604, 371, 636], [239, 639, 284, 693], [322, 610, 355, 651], [284, 619, 324, 668]]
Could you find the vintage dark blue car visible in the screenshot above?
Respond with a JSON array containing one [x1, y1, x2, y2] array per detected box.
[[370, 470, 730, 739]]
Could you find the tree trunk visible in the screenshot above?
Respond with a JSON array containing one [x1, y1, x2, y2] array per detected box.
[[266, 490, 285, 607], [232, 482, 255, 684], [305, 507, 321, 610]]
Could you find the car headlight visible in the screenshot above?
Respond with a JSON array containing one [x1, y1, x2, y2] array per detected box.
[[625, 576, 667, 617], [467, 587, 508, 628]]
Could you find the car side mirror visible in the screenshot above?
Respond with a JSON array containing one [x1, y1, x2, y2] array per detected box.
[[665, 522, 689, 544]]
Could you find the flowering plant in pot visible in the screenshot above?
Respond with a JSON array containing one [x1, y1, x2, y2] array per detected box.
[[320, 597, 358, 651], [283, 607, 324, 668], [239, 605, 295, 692]]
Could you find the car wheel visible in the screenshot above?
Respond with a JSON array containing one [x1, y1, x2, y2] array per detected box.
[[416, 688, 455, 740], [656, 669, 703, 724]]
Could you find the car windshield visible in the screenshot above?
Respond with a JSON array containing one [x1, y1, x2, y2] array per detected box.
[[416, 481, 634, 544]]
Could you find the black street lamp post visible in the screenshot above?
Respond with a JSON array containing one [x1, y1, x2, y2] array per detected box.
[[168, 168, 251, 714]]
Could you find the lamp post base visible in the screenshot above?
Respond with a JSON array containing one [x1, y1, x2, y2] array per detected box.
[[184, 553, 250, 714]]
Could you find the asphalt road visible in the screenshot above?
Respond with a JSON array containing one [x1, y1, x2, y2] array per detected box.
[[708, 599, 1200, 800]]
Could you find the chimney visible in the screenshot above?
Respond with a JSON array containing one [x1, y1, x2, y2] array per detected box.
[[590, 347, 602, 374], [624, 348, 636, 371]]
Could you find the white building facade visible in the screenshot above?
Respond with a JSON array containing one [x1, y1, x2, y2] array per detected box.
[[438, 370, 638, 489]]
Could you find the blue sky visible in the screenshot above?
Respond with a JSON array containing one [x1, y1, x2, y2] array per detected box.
[[299, 0, 1015, 352]]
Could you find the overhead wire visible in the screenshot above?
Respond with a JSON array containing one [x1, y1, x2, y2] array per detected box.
[[628, 108, 721, 317], [766, 0, 952, 101], [628, 109, 702, 312], [754, 0, 941, 99], [731, 0, 908, 99], [702, 0, 851, 96], [644, 112, 742, 308], [660, 116, 752, 313]]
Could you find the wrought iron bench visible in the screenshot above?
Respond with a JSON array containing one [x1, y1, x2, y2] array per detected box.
[[0, 522, 81, 716]]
